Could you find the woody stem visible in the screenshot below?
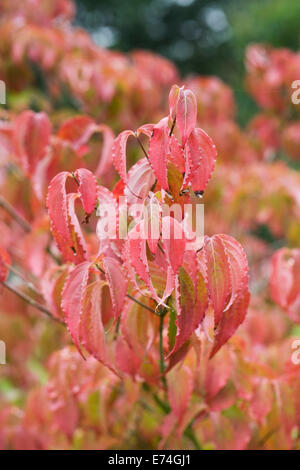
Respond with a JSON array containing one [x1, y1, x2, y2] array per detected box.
[[159, 310, 168, 392], [0, 194, 31, 232], [1, 280, 63, 325], [95, 264, 162, 317], [136, 136, 149, 160]]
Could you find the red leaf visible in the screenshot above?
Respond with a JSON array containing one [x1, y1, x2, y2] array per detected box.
[[47, 171, 72, 252], [41, 266, 70, 321], [95, 124, 114, 177], [127, 221, 174, 306], [144, 194, 161, 254], [127, 222, 152, 288], [172, 268, 196, 355], [13, 110, 51, 176], [112, 129, 135, 182], [0, 247, 11, 283], [204, 235, 232, 325], [74, 168, 97, 215], [210, 288, 250, 358], [170, 265, 208, 355], [167, 364, 193, 422], [168, 135, 185, 173], [270, 247, 300, 323], [121, 294, 158, 359], [168, 84, 181, 120], [124, 157, 156, 204], [115, 336, 141, 377], [47, 171, 91, 263], [102, 257, 128, 320], [136, 124, 155, 138], [176, 88, 197, 147], [148, 117, 169, 190], [249, 379, 273, 424], [79, 280, 110, 366], [67, 193, 88, 262], [161, 216, 185, 274], [183, 128, 217, 193], [218, 234, 249, 311], [205, 346, 232, 402], [61, 261, 91, 356], [57, 115, 97, 152]]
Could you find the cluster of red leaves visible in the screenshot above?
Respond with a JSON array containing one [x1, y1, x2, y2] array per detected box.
[[43, 82, 249, 375], [0, 0, 299, 451]]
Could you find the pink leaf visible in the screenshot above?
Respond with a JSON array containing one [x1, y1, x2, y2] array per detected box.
[[183, 128, 217, 193], [249, 379, 273, 424], [168, 135, 185, 173], [67, 193, 88, 262], [168, 84, 181, 121], [148, 117, 169, 190], [124, 157, 156, 205], [57, 115, 97, 152], [144, 194, 161, 254], [127, 222, 153, 290], [102, 257, 128, 320], [136, 124, 155, 138], [0, 246, 11, 283], [47, 171, 92, 263], [47, 171, 72, 252], [79, 280, 110, 367], [167, 365, 193, 422], [204, 235, 232, 325], [161, 216, 185, 274], [270, 247, 300, 323], [112, 129, 135, 182], [13, 110, 51, 176], [210, 288, 250, 357], [205, 346, 232, 402], [218, 234, 249, 311], [95, 124, 114, 177], [127, 221, 174, 306], [61, 261, 91, 356], [115, 336, 141, 378], [170, 265, 208, 356], [176, 88, 197, 147], [74, 168, 98, 215]]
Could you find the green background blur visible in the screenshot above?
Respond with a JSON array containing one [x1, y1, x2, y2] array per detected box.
[[74, 0, 300, 125]]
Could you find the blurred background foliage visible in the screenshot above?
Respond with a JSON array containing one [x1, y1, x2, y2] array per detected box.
[[75, 0, 300, 125]]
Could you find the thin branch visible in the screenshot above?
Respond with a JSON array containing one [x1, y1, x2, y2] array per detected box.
[[3, 261, 41, 297], [257, 427, 279, 449], [0, 194, 61, 263], [136, 135, 149, 160], [142, 383, 170, 413], [184, 423, 202, 450], [126, 293, 161, 316], [95, 264, 161, 316], [0, 194, 31, 232], [169, 116, 176, 137], [113, 316, 121, 340], [71, 172, 80, 186], [46, 245, 62, 265], [1, 280, 64, 325], [159, 311, 168, 392], [142, 383, 202, 450]]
